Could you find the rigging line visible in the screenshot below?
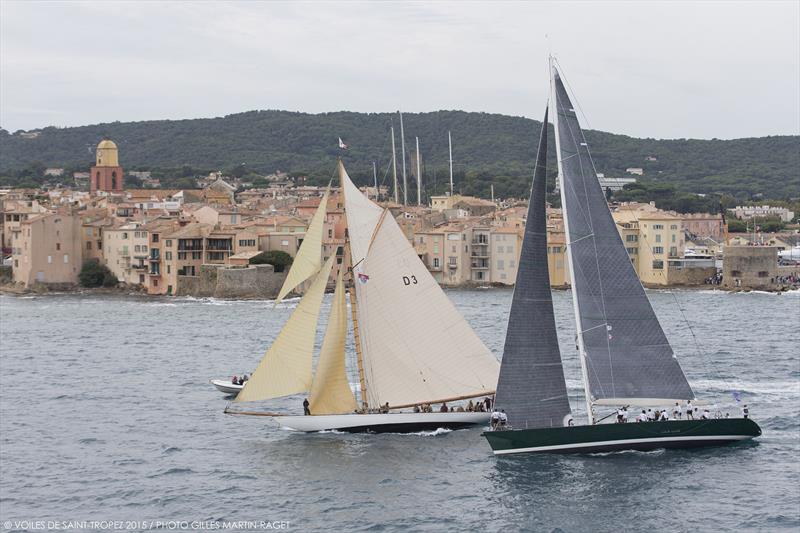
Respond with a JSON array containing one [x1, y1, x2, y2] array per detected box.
[[557, 74, 617, 398], [554, 58, 595, 132]]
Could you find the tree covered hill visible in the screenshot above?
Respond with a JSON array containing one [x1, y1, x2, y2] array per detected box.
[[1, 110, 797, 200]]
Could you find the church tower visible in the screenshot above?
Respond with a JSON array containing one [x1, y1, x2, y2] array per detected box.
[[90, 139, 124, 194]]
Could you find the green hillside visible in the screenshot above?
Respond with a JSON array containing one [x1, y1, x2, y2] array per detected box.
[[1, 110, 798, 201]]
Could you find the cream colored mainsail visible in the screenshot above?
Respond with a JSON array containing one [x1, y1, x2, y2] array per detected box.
[[275, 187, 330, 303], [236, 255, 335, 402], [308, 267, 357, 415], [355, 212, 500, 407], [339, 161, 383, 265]]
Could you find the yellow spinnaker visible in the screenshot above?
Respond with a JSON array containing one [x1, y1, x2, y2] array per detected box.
[[236, 255, 335, 402], [309, 266, 357, 415], [275, 187, 330, 303]]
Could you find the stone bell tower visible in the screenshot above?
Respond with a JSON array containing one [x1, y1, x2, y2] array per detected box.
[[90, 139, 124, 194]]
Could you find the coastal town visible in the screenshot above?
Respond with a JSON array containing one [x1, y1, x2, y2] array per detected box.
[[2, 139, 798, 297]]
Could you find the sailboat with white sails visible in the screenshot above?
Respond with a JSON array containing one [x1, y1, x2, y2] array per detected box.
[[225, 160, 500, 432], [483, 59, 761, 454]]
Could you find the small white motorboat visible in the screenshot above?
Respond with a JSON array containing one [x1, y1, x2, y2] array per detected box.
[[210, 379, 243, 395]]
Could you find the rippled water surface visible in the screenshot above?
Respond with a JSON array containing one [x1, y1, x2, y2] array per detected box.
[[1, 289, 798, 532]]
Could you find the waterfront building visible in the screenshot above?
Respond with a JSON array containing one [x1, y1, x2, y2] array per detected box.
[[613, 205, 685, 286], [490, 227, 522, 285], [10, 212, 82, 287]]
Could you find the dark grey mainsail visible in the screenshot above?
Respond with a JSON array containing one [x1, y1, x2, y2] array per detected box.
[[495, 108, 572, 430], [551, 65, 694, 407]]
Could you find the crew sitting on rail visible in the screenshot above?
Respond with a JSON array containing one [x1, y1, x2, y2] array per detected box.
[[637, 410, 648, 423], [380, 402, 390, 414], [440, 403, 449, 413]]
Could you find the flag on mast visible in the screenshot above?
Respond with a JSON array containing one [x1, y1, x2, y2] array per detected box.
[[338, 137, 348, 150]]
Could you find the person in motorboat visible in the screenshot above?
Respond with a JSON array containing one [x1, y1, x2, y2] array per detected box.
[[303, 398, 311, 416], [231, 375, 238, 385]]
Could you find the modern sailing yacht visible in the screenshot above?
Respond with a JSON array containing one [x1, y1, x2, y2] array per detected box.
[[483, 59, 761, 455], [225, 160, 500, 433]]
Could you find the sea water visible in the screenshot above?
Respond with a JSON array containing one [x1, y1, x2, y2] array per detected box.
[[0, 289, 798, 532]]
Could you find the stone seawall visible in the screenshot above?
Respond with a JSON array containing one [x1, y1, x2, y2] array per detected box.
[[176, 264, 287, 299], [667, 265, 717, 286], [723, 246, 778, 290]]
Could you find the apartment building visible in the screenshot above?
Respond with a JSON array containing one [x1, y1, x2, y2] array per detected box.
[[490, 228, 522, 284], [613, 206, 684, 286], [11, 212, 82, 287]]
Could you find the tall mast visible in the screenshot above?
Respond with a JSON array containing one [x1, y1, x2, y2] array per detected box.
[[416, 136, 422, 206], [491, 184, 495, 204], [339, 164, 369, 408], [372, 161, 378, 200], [448, 130, 454, 196], [391, 126, 399, 204], [400, 111, 407, 206], [550, 56, 594, 425]]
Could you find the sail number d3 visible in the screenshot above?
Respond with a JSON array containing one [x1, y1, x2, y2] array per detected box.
[[402, 275, 419, 286]]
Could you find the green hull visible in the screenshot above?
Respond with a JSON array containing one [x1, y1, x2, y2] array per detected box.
[[483, 418, 761, 455]]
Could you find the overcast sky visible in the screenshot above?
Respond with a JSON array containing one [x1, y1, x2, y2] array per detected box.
[[1, 1, 798, 139]]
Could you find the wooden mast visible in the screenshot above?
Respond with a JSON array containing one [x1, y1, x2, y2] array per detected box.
[[338, 158, 368, 408]]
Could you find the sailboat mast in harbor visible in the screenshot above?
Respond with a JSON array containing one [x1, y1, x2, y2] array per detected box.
[[391, 126, 399, 204], [399, 111, 408, 206], [416, 136, 422, 206], [448, 131, 454, 196]]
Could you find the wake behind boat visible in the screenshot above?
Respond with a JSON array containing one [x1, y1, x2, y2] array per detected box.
[[483, 58, 761, 455], [225, 160, 500, 433]]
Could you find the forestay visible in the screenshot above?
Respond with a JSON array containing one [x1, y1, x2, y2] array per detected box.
[[309, 267, 357, 415], [552, 65, 694, 403], [275, 187, 330, 303], [494, 107, 572, 430], [355, 211, 500, 408], [236, 255, 335, 402]]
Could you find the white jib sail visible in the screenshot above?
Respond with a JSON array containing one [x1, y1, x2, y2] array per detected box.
[[236, 255, 335, 402], [339, 160, 383, 266], [355, 212, 500, 407], [275, 187, 330, 303], [309, 266, 357, 415]]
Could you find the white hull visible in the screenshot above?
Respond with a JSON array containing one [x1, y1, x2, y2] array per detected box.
[[275, 411, 490, 433], [211, 379, 243, 395]]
